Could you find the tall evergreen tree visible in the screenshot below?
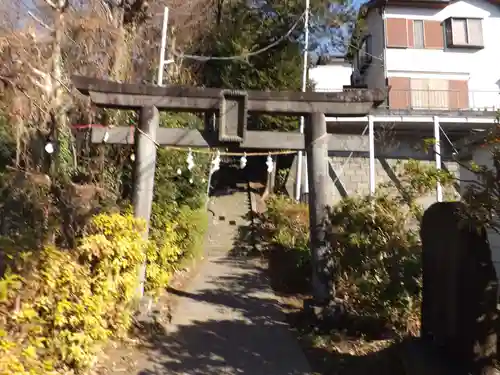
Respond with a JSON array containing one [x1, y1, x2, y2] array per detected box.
[[191, 0, 357, 130]]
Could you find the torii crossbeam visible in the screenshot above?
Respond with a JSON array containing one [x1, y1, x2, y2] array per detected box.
[[72, 75, 386, 314]]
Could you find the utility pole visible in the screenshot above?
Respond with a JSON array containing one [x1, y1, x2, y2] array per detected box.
[[433, 116, 443, 202], [295, 0, 310, 201], [157, 6, 171, 86]]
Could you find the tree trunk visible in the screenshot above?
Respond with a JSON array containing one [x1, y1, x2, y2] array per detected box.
[[45, 5, 67, 245], [12, 96, 23, 167], [108, 7, 136, 131], [110, 8, 132, 83], [52, 7, 71, 173]]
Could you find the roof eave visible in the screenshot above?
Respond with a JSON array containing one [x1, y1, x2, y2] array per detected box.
[[362, 0, 450, 14]]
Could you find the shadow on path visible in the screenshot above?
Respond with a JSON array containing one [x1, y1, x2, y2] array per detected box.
[[135, 254, 311, 375]]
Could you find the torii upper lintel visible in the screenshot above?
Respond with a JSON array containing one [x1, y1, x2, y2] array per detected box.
[[71, 75, 386, 116]]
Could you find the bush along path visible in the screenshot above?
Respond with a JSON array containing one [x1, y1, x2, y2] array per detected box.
[[255, 160, 457, 375], [0, 141, 209, 374], [0, 213, 180, 374], [88, 184, 310, 375], [0, 204, 207, 375]]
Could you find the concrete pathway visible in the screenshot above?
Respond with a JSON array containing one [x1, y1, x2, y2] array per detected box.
[[135, 190, 312, 375]]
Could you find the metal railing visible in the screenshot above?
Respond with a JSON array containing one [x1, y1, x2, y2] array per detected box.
[[462, 90, 500, 111], [314, 87, 500, 112], [386, 89, 500, 112]]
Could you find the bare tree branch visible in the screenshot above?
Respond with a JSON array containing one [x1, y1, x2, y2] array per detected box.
[[28, 11, 55, 31]]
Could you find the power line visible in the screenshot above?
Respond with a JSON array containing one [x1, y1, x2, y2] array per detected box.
[[172, 11, 306, 62], [331, 125, 369, 186], [439, 125, 459, 154], [343, 36, 462, 156]]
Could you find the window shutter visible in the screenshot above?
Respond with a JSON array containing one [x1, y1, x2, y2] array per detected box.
[[428, 79, 449, 109], [452, 19, 467, 45], [407, 20, 414, 48], [449, 80, 469, 109], [386, 18, 408, 48], [388, 77, 411, 109], [424, 21, 444, 49], [413, 20, 424, 48], [410, 79, 429, 109]]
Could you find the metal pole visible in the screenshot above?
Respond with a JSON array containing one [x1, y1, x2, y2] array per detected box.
[[368, 115, 376, 196], [433, 115, 443, 202], [294, 0, 310, 201], [157, 6, 169, 86], [303, 154, 309, 201]]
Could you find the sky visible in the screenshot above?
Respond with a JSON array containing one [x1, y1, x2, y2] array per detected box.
[[353, 0, 368, 8], [314, 0, 367, 57], [16, 0, 368, 58]]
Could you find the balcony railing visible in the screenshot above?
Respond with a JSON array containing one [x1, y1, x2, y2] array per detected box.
[[314, 88, 500, 112], [387, 89, 500, 112]]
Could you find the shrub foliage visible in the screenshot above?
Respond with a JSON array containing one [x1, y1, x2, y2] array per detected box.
[[0, 111, 210, 374], [261, 160, 455, 336], [0, 211, 201, 374]]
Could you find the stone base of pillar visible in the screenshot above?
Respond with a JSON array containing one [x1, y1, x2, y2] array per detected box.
[[303, 297, 348, 330], [300, 192, 309, 204], [133, 295, 155, 324]]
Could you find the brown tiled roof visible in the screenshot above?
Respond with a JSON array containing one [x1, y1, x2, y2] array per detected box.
[[363, 0, 449, 12]]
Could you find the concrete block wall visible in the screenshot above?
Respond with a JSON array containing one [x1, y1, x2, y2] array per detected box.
[[329, 156, 461, 208], [285, 153, 460, 209], [284, 135, 461, 209]]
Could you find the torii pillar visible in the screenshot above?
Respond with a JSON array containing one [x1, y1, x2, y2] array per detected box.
[[71, 76, 385, 313], [306, 112, 333, 305]]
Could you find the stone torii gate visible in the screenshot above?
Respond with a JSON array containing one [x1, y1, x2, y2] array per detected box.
[[72, 75, 385, 310]]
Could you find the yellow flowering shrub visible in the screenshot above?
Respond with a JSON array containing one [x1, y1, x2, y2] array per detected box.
[[146, 223, 182, 296], [0, 247, 105, 374], [147, 206, 208, 297], [0, 205, 207, 374], [0, 213, 163, 374]]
